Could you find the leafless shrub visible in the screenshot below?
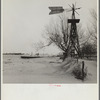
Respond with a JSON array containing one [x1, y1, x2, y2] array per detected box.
[[72, 63, 87, 80]]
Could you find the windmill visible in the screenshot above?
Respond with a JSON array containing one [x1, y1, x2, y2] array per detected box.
[[49, 3, 81, 57]]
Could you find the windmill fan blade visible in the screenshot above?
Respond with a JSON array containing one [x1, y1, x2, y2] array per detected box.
[[75, 2, 76, 8], [75, 11, 79, 15], [65, 9, 72, 12], [68, 4, 72, 8], [72, 3, 74, 6], [75, 7, 81, 10]]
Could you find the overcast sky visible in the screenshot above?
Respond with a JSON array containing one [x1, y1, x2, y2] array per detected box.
[[3, 0, 97, 54]]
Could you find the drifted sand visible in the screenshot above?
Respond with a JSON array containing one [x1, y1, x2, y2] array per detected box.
[[3, 55, 97, 83]]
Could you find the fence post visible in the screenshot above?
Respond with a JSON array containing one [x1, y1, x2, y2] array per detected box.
[[82, 61, 84, 81], [77, 57, 78, 63]]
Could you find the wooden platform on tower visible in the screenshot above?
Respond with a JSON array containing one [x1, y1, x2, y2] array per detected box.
[[68, 19, 80, 23]]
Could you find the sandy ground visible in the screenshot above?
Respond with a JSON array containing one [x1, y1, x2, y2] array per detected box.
[[3, 55, 97, 83]]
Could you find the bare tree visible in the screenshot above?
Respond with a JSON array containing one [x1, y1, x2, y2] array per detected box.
[[44, 14, 85, 60], [44, 15, 69, 60], [88, 9, 97, 46]]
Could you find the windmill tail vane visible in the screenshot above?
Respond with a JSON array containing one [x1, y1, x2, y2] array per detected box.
[[49, 7, 64, 15]]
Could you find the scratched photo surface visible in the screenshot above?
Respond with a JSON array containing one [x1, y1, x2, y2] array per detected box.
[[3, 0, 97, 83]]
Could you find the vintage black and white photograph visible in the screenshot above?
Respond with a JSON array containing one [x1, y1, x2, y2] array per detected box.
[[3, 0, 97, 83]]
